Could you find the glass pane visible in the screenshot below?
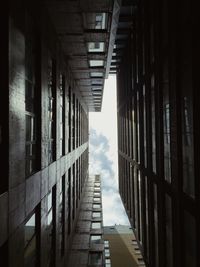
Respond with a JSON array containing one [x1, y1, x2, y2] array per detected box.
[[104, 240, 109, 248], [47, 210, 53, 226], [182, 94, 194, 197], [89, 60, 104, 67], [25, 80, 34, 113], [88, 42, 105, 52], [48, 192, 52, 211], [26, 115, 35, 142], [105, 248, 110, 257], [25, 214, 35, 248], [90, 235, 102, 244], [24, 236, 36, 267], [151, 74, 156, 173], [93, 204, 101, 209], [91, 222, 101, 229], [84, 13, 107, 30], [143, 85, 147, 167], [89, 252, 102, 265], [90, 72, 104, 78], [163, 59, 171, 182], [93, 197, 100, 202], [92, 212, 101, 218]]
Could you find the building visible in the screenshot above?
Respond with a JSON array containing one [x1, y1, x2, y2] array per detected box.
[[67, 175, 104, 267], [0, 0, 120, 266], [115, 1, 200, 267], [104, 225, 145, 267], [1, 0, 199, 267]]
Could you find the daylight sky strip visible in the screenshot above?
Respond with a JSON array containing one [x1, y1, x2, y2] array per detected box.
[[89, 75, 130, 226]]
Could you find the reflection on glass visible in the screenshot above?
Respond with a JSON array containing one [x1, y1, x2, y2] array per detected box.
[[163, 60, 171, 182], [48, 191, 52, 211], [151, 75, 156, 173], [89, 60, 104, 67], [92, 212, 101, 218], [84, 13, 107, 30], [47, 210, 52, 226], [24, 213, 36, 267], [143, 85, 147, 167], [93, 204, 101, 209], [88, 42, 105, 53], [90, 72, 104, 78], [104, 240, 109, 248], [105, 248, 110, 257], [105, 258, 111, 267], [90, 235, 102, 244], [182, 95, 194, 197], [25, 214, 35, 247], [91, 222, 101, 229], [137, 91, 140, 163], [88, 252, 102, 265]]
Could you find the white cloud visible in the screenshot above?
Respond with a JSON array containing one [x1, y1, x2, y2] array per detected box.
[[89, 76, 130, 226]]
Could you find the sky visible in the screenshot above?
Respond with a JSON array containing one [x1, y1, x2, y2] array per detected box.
[[89, 75, 130, 226]]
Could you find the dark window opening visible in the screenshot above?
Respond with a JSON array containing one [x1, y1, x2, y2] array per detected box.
[[48, 59, 56, 164], [59, 74, 65, 157], [25, 16, 40, 177]]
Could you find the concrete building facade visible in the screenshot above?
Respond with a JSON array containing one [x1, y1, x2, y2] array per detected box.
[[68, 175, 104, 267], [115, 1, 200, 267], [104, 225, 145, 267], [0, 1, 119, 266]]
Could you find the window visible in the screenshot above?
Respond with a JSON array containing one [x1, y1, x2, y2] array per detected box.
[[93, 197, 100, 202], [93, 204, 101, 209], [104, 240, 109, 248], [90, 72, 104, 78], [88, 42, 105, 53], [92, 212, 101, 218], [88, 252, 102, 265], [94, 186, 100, 191], [105, 258, 111, 267], [72, 94, 76, 150], [59, 74, 65, 157], [59, 175, 65, 256], [25, 19, 40, 177], [67, 168, 71, 234], [151, 74, 156, 173], [94, 192, 100, 197], [182, 94, 194, 197], [90, 235, 102, 244], [95, 182, 100, 187], [105, 248, 110, 257], [68, 86, 72, 152], [91, 222, 101, 229], [48, 59, 56, 164], [89, 60, 104, 67], [84, 13, 107, 30], [47, 187, 56, 266], [91, 80, 103, 85], [24, 210, 39, 267]]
